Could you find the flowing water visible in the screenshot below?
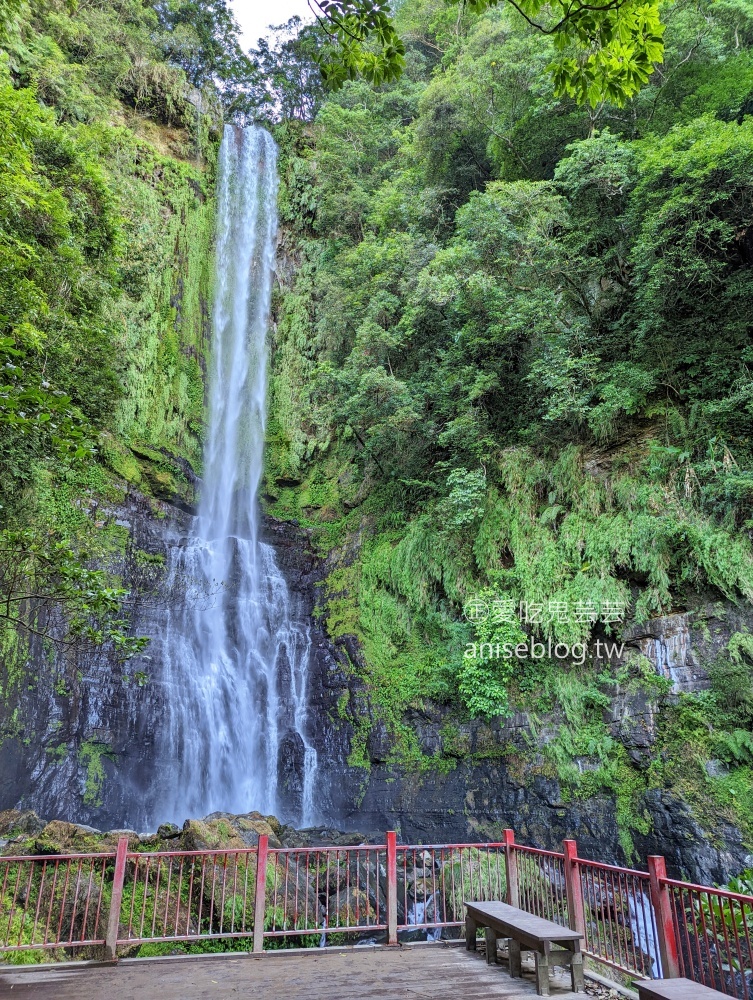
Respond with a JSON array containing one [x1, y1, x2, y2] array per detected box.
[[150, 125, 317, 826]]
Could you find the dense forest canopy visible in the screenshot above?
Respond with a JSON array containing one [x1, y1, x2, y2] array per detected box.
[[309, 0, 665, 106], [0, 0, 753, 853]]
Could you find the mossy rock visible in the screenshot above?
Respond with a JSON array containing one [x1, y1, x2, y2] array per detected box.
[[0, 809, 45, 839], [24, 821, 105, 856], [180, 819, 246, 852], [180, 814, 282, 851]]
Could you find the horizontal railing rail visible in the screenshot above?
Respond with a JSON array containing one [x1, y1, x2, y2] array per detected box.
[[1, 825, 752, 998]]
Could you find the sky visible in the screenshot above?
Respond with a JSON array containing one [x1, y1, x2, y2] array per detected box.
[[231, 0, 315, 49]]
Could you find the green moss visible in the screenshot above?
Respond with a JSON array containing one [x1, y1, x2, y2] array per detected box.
[[110, 133, 215, 473], [78, 741, 115, 808], [137, 942, 188, 957], [647, 691, 753, 850], [0, 625, 28, 716]]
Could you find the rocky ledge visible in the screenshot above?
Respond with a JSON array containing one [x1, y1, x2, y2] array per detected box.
[[0, 808, 372, 857]]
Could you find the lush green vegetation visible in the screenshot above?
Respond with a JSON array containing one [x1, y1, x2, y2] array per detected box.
[[264, 0, 753, 848], [309, 0, 665, 106], [0, 0, 236, 665]]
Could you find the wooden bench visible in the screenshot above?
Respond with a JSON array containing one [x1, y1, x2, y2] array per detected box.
[[465, 900, 585, 996], [637, 979, 728, 1000]]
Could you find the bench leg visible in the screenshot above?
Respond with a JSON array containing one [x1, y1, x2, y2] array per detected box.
[[485, 927, 498, 965], [465, 915, 478, 951], [570, 947, 584, 993], [509, 939, 522, 979], [534, 951, 550, 997]]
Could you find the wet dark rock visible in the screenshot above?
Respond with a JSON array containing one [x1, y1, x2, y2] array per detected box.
[[277, 730, 305, 821], [278, 826, 371, 848], [366, 721, 392, 765], [605, 688, 658, 768], [157, 822, 182, 839], [634, 790, 749, 886]]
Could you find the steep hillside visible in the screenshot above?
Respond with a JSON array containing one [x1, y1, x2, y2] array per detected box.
[[264, 0, 753, 858]]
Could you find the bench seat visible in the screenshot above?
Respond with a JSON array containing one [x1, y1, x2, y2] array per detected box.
[[638, 979, 729, 1000], [465, 900, 584, 996]]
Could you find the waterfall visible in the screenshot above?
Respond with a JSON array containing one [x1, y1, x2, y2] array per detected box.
[[149, 125, 317, 827]]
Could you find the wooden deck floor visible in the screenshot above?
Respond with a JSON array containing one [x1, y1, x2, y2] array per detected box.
[[0, 943, 585, 1000]]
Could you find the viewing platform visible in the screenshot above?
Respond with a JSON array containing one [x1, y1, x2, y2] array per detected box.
[[0, 942, 586, 1000], [2, 828, 751, 1000]]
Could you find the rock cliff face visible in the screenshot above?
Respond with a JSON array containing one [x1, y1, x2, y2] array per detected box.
[[0, 490, 750, 885], [265, 516, 753, 886], [0, 489, 190, 830]]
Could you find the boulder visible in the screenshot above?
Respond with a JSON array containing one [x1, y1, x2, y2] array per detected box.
[[157, 822, 182, 839], [235, 814, 282, 849], [29, 820, 106, 855], [0, 809, 45, 838], [180, 818, 246, 852], [181, 814, 282, 852]]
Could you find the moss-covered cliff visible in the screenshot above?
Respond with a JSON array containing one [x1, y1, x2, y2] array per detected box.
[[0, 0, 228, 673], [0, 0, 227, 760]]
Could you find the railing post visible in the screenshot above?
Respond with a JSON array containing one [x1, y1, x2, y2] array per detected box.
[[386, 831, 397, 945], [504, 829, 519, 907], [104, 836, 129, 962], [648, 855, 680, 978], [253, 834, 269, 954], [563, 839, 586, 936]]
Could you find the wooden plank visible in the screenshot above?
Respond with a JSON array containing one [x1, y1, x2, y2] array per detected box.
[[0, 944, 583, 1000]]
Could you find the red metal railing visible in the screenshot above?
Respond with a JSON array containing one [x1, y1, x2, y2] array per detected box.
[[507, 838, 667, 980], [578, 857, 659, 978], [507, 834, 753, 995], [396, 843, 506, 933], [665, 877, 753, 998], [0, 852, 111, 952], [264, 844, 387, 940], [510, 842, 569, 926], [117, 847, 258, 947], [1, 825, 752, 997]]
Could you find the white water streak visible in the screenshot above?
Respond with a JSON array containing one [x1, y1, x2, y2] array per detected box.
[[154, 125, 317, 825]]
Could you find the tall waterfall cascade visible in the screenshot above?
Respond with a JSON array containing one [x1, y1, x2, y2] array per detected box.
[[153, 125, 317, 826]]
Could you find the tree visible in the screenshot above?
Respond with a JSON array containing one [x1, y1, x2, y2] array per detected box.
[[250, 17, 325, 123], [0, 532, 147, 657], [311, 0, 665, 105], [152, 0, 261, 117]]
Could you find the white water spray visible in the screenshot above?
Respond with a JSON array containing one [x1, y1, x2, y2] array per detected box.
[[152, 125, 317, 826]]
